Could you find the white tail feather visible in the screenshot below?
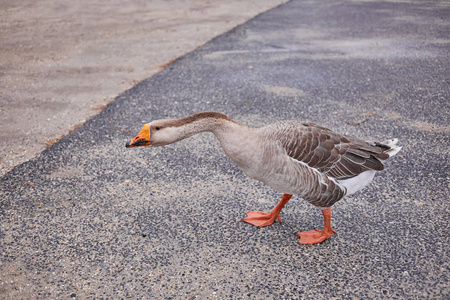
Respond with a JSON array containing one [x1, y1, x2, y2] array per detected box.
[[380, 138, 402, 158], [338, 170, 376, 195]]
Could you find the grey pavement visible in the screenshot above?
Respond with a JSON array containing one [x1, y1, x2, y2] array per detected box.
[[1, 0, 449, 299]]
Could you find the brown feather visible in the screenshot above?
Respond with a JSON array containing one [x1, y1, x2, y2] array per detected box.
[[347, 148, 371, 158], [266, 121, 394, 182]]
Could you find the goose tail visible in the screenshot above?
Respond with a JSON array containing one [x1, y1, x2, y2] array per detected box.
[[376, 138, 402, 158]]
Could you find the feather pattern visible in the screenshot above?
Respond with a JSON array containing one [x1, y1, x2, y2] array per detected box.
[[262, 121, 390, 178], [258, 121, 398, 207]]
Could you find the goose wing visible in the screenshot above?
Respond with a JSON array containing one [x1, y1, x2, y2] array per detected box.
[[271, 122, 389, 180]]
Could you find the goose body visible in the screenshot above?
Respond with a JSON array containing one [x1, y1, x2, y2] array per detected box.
[[126, 112, 401, 244]]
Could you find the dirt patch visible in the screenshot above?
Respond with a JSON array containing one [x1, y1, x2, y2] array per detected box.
[[411, 121, 450, 133], [262, 85, 306, 97]]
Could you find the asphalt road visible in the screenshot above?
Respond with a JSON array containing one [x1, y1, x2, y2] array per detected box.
[[1, 0, 449, 299]]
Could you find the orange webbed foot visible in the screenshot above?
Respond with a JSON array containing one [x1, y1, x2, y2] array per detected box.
[[243, 211, 282, 228], [242, 194, 292, 228], [297, 207, 336, 245], [297, 228, 337, 245]]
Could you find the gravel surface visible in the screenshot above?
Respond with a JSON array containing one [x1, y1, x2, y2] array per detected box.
[[1, 0, 449, 299]]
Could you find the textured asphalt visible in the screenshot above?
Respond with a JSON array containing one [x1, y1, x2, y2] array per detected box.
[[1, 1, 449, 299]]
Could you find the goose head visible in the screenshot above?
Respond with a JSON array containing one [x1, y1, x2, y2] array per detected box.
[[125, 119, 194, 148], [126, 112, 239, 148]]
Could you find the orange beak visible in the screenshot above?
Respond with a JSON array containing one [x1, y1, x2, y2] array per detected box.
[[125, 124, 151, 148]]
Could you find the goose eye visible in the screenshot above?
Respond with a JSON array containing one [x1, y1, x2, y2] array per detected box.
[[155, 126, 161, 131]]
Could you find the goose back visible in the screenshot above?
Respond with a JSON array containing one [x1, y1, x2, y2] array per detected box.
[[263, 121, 390, 180]]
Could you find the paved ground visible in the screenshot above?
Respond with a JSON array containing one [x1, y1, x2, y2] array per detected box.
[[0, 0, 286, 175], [1, 0, 449, 299]]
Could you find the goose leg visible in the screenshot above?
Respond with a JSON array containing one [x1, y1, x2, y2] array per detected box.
[[297, 207, 336, 244], [243, 194, 292, 227]]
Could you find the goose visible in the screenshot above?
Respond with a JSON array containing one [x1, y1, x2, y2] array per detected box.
[[125, 111, 401, 244]]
